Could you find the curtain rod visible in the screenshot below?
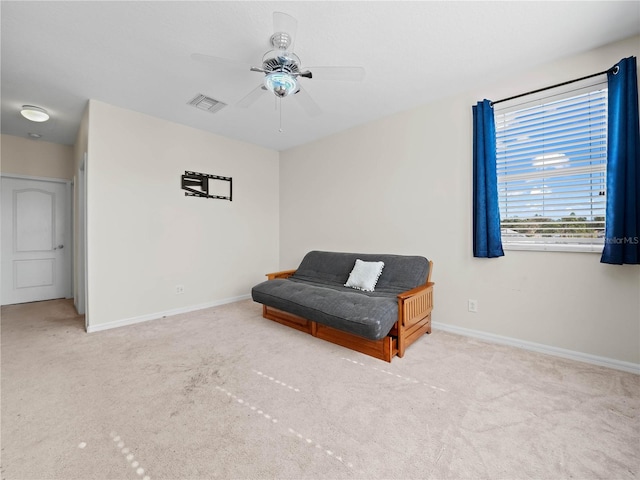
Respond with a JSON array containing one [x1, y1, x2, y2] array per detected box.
[[490, 66, 616, 107]]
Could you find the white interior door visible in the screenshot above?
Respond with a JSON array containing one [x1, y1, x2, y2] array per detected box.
[[1, 176, 71, 305]]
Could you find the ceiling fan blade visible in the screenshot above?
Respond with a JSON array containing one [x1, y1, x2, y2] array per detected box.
[[273, 11, 298, 52], [306, 66, 365, 82], [294, 85, 322, 117], [191, 53, 248, 68], [237, 84, 267, 108]]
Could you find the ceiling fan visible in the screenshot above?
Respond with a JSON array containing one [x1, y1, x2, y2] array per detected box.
[[192, 12, 365, 118]]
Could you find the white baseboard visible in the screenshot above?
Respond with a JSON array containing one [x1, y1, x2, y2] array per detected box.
[[432, 321, 640, 375], [86, 294, 251, 333]]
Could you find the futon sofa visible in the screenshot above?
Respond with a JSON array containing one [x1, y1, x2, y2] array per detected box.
[[251, 251, 434, 362]]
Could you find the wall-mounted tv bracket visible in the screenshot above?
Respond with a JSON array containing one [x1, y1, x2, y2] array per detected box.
[[181, 170, 232, 201]]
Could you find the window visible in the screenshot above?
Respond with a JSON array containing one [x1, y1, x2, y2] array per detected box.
[[494, 82, 607, 252]]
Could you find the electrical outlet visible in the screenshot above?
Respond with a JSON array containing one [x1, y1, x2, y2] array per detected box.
[[176, 285, 184, 295], [468, 299, 478, 313]]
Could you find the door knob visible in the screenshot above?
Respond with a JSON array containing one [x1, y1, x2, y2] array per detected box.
[[54, 245, 64, 250]]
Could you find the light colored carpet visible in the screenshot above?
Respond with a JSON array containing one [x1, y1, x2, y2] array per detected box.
[[1, 298, 638, 480]]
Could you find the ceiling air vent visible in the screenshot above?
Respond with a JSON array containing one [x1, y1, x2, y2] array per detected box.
[[187, 94, 227, 114]]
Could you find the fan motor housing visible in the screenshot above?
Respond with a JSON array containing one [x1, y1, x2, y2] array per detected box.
[[262, 50, 300, 74]]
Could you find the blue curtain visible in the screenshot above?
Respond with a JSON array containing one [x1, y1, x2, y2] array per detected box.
[[601, 57, 640, 265], [473, 99, 504, 258]]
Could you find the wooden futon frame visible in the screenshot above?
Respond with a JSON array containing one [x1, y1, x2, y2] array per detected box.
[[260, 261, 434, 362]]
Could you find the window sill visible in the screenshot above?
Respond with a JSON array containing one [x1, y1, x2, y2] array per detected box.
[[502, 243, 604, 253]]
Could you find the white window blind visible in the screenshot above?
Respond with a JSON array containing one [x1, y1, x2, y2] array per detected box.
[[494, 83, 607, 251]]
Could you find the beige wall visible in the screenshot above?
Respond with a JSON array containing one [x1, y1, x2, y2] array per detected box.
[[1, 134, 74, 179], [85, 100, 279, 328], [280, 36, 640, 365]]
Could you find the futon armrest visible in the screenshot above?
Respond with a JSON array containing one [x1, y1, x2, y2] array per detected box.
[[266, 269, 297, 280], [397, 282, 434, 300], [397, 282, 434, 330]]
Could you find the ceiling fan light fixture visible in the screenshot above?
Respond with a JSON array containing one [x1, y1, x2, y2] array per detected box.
[[20, 105, 50, 122], [264, 72, 297, 98]]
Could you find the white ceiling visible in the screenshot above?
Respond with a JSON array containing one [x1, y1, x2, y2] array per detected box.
[[2, 1, 639, 151]]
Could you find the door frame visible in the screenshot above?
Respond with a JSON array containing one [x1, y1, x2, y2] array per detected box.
[[1, 173, 73, 303]]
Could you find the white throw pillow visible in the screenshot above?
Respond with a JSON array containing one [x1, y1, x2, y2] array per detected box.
[[344, 259, 385, 292]]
